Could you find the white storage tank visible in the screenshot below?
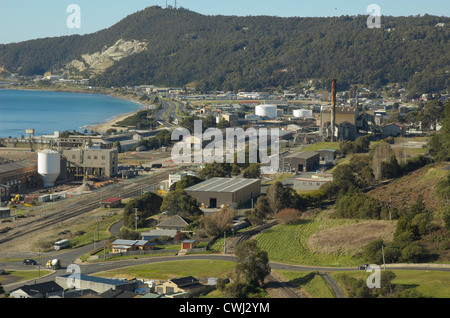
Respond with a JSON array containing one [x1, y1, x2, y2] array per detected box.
[[293, 109, 313, 118], [255, 104, 277, 119], [38, 149, 61, 188]]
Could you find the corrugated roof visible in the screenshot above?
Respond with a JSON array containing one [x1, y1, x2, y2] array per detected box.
[[111, 239, 150, 246], [58, 274, 130, 286], [285, 151, 319, 159], [0, 159, 37, 174], [184, 177, 260, 193]]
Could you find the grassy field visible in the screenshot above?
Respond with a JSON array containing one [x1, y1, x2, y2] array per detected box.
[[299, 142, 340, 153], [0, 270, 52, 284], [255, 212, 367, 267], [94, 260, 236, 281], [331, 270, 450, 298], [275, 270, 335, 298]]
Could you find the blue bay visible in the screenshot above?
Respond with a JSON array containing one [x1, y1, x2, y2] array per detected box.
[[0, 89, 144, 138]]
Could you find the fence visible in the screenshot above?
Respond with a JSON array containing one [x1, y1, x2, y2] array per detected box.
[[87, 248, 178, 260]]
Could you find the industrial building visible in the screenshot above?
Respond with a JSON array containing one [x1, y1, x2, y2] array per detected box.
[[283, 151, 320, 172], [292, 176, 333, 191], [62, 148, 118, 179], [56, 274, 135, 294], [319, 105, 359, 140], [184, 177, 261, 209], [0, 159, 40, 194], [317, 149, 337, 163]]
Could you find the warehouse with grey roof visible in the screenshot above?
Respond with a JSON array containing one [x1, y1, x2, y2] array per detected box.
[[184, 177, 260, 209]]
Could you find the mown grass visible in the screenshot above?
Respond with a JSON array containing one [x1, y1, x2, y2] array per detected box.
[[331, 270, 450, 298], [300, 142, 340, 153], [0, 270, 52, 284], [275, 270, 335, 298], [94, 260, 236, 281], [255, 213, 364, 267]]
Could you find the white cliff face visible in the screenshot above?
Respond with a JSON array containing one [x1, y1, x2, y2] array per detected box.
[[63, 39, 148, 76]]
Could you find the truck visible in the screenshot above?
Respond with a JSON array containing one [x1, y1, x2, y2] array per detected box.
[[46, 259, 61, 270]]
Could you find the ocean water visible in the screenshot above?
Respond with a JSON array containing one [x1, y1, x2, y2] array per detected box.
[[0, 89, 144, 138]]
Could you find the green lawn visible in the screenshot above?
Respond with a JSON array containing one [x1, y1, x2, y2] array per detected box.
[[255, 214, 364, 267], [0, 270, 52, 284], [299, 142, 340, 153], [275, 270, 335, 298], [331, 270, 450, 298], [94, 260, 236, 280]]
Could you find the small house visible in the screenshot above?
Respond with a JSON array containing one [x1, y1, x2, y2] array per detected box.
[[155, 276, 206, 297], [181, 240, 195, 250], [101, 197, 122, 208], [10, 281, 64, 298], [381, 122, 405, 139], [111, 239, 154, 253], [156, 215, 191, 231]]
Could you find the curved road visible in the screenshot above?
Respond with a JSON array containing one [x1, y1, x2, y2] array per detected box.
[[3, 240, 450, 295]]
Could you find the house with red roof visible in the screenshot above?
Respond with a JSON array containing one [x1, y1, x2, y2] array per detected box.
[[381, 122, 405, 139]]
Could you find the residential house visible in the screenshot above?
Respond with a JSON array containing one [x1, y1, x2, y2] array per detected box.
[[155, 276, 207, 297], [156, 215, 191, 231], [111, 239, 154, 253], [10, 281, 64, 298], [381, 122, 406, 139]]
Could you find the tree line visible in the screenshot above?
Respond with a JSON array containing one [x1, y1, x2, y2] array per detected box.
[[1, 6, 448, 95]]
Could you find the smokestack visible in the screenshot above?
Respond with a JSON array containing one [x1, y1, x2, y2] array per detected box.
[[330, 79, 337, 142]]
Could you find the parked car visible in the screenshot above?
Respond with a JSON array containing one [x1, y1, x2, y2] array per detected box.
[[0, 269, 5, 275], [358, 264, 370, 270], [23, 259, 37, 265]]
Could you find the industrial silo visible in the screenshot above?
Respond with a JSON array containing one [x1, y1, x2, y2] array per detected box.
[[293, 109, 313, 118], [255, 104, 277, 119], [38, 149, 61, 188]]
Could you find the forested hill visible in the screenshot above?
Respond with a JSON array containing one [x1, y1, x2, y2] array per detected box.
[[0, 6, 449, 93]]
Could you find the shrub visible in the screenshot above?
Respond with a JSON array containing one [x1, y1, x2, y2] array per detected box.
[[276, 208, 302, 224]]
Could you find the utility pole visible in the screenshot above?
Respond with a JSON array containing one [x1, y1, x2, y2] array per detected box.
[[134, 208, 138, 231], [381, 244, 386, 270], [37, 248, 41, 277], [223, 231, 226, 254]]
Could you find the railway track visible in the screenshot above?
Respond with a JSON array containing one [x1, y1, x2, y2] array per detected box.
[[264, 274, 302, 298], [226, 220, 302, 298], [0, 170, 175, 246]]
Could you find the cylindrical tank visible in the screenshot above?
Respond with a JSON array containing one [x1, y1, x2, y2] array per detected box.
[[255, 104, 277, 119], [293, 109, 313, 118], [38, 149, 61, 188]]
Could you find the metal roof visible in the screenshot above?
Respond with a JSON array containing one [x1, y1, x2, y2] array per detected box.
[[58, 274, 131, 286], [184, 177, 260, 193], [284, 151, 319, 159], [0, 159, 37, 174]]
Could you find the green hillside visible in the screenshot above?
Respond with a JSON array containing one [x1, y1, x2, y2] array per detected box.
[[0, 6, 449, 93]]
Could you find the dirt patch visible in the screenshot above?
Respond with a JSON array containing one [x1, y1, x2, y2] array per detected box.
[[308, 220, 397, 254], [367, 162, 450, 213]]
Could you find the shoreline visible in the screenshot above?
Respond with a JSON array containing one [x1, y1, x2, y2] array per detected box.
[[1, 85, 151, 134]]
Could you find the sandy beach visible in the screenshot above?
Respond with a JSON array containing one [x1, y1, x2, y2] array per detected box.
[[84, 109, 144, 133]]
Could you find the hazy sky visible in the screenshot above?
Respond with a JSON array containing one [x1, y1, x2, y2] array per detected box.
[[0, 0, 449, 44]]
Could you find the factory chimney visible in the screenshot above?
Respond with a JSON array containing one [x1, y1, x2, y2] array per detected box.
[[330, 79, 337, 142]]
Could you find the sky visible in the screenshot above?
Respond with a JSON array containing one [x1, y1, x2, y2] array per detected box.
[[0, 0, 449, 44]]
